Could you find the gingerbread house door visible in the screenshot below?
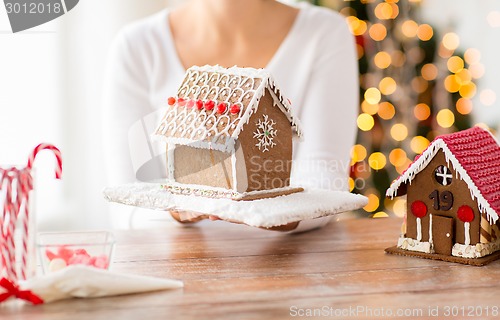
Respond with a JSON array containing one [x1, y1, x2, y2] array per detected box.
[[432, 215, 454, 255]]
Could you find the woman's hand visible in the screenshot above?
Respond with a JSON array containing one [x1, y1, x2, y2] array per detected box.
[[170, 210, 300, 231]]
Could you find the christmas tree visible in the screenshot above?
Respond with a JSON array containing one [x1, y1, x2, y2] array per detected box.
[[311, 0, 483, 217]]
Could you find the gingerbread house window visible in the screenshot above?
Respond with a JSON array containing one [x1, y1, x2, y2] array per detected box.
[[434, 165, 452, 186]]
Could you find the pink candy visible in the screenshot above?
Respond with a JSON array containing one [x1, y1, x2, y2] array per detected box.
[[45, 246, 109, 270]]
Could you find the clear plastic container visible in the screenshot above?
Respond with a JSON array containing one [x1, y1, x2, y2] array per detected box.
[[37, 231, 115, 274]]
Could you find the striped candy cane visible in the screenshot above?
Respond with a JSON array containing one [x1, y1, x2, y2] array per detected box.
[[27, 143, 62, 178], [0, 143, 62, 288], [17, 168, 33, 280], [0, 169, 18, 282], [21, 143, 62, 280]]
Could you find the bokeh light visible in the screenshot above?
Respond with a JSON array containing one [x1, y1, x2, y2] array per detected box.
[[444, 75, 461, 93], [413, 103, 431, 121], [487, 11, 500, 28], [479, 89, 497, 106], [456, 69, 472, 84], [357, 113, 375, 131], [346, 16, 368, 36], [442, 32, 460, 50], [373, 211, 389, 218], [379, 77, 397, 95], [369, 23, 387, 41], [374, 51, 392, 69], [374, 3, 393, 20], [421, 63, 438, 81], [392, 199, 406, 218], [356, 44, 364, 59], [390, 123, 408, 141], [456, 98, 473, 115], [401, 20, 418, 38], [391, 50, 406, 67], [378, 102, 396, 120], [417, 24, 433, 41], [351, 144, 368, 163], [459, 82, 477, 98], [364, 87, 382, 104], [364, 193, 380, 212], [361, 100, 379, 115], [469, 63, 485, 79], [447, 56, 464, 73], [411, 76, 428, 93], [348, 177, 355, 192], [396, 158, 413, 174], [436, 109, 455, 128], [464, 48, 481, 65], [389, 148, 407, 167], [369, 152, 387, 170], [410, 136, 430, 154]]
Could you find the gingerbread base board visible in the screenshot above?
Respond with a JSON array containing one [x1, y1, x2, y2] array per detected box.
[[385, 246, 500, 266]]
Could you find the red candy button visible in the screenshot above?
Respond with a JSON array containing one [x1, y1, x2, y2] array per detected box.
[[230, 104, 240, 114], [205, 100, 215, 111], [196, 100, 204, 110], [411, 200, 427, 218], [217, 102, 227, 114], [167, 97, 176, 105], [177, 98, 186, 106], [457, 205, 474, 222], [186, 100, 194, 108]]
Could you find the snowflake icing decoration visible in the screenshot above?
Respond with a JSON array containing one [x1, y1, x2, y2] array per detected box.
[[253, 115, 278, 152]]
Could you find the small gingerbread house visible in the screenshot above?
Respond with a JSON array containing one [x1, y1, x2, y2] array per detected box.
[[386, 127, 500, 264], [153, 65, 302, 199]]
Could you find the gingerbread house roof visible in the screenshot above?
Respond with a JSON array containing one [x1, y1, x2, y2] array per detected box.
[[153, 65, 302, 153], [386, 126, 500, 224]]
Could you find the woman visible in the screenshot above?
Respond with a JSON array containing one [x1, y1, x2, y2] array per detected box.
[[103, 0, 358, 231]]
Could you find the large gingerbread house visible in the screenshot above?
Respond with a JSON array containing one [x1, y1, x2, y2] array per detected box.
[[153, 65, 303, 200], [386, 127, 500, 265]]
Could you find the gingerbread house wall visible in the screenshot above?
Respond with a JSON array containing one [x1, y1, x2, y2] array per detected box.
[[237, 88, 293, 192], [406, 150, 481, 250], [168, 145, 234, 190]]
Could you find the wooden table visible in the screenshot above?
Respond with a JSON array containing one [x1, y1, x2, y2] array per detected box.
[[3, 217, 500, 319]]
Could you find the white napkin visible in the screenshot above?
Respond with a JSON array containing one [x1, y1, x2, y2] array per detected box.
[[20, 266, 183, 303]]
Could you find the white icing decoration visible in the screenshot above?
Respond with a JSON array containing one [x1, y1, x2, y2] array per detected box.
[[429, 214, 433, 244], [386, 137, 500, 224], [416, 217, 422, 241], [167, 143, 175, 180], [452, 237, 500, 258], [161, 181, 301, 200], [435, 165, 453, 186], [153, 65, 302, 153], [231, 145, 248, 193], [397, 237, 433, 253], [253, 115, 277, 152], [103, 183, 368, 228], [464, 222, 471, 246]]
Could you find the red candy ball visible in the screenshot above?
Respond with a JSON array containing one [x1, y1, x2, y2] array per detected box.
[[167, 97, 176, 105], [186, 100, 194, 108], [411, 200, 427, 218], [217, 102, 227, 114], [457, 205, 474, 223], [205, 100, 215, 111], [177, 98, 186, 106], [230, 104, 240, 114], [196, 100, 204, 110]]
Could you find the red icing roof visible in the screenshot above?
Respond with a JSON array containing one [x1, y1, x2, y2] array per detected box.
[[438, 127, 500, 215]]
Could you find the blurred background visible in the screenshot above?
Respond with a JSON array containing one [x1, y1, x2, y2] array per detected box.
[[0, 0, 499, 230]]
